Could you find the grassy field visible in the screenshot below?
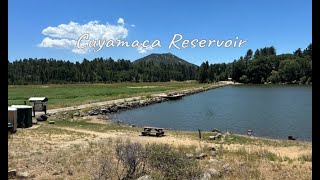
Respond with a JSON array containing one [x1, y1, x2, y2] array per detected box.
[[8, 81, 212, 109]]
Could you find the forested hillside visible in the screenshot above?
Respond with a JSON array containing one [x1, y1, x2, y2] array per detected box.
[[8, 54, 198, 84], [8, 44, 311, 85], [197, 44, 312, 84]]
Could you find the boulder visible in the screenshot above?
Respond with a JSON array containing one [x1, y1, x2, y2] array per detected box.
[[17, 171, 29, 178], [223, 163, 232, 172], [8, 169, 16, 178], [196, 153, 208, 159], [207, 168, 221, 177], [186, 153, 194, 158], [36, 114, 48, 121], [200, 173, 211, 180], [32, 119, 38, 124], [209, 146, 217, 151], [73, 112, 80, 116], [216, 133, 222, 138], [48, 121, 55, 124]]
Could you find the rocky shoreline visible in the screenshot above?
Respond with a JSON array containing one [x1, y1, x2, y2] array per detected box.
[[84, 82, 232, 116], [46, 82, 234, 120]]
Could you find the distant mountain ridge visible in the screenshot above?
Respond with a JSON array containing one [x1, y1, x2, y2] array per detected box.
[[133, 53, 198, 67]]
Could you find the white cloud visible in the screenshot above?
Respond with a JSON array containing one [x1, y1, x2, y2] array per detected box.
[[137, 45, 154, 54], [131, 24, 136, 27], [38, 37, 76, 48], [38, 20, 128, 54], [117, 18, 125, 25], [72, 48, 90, 54]]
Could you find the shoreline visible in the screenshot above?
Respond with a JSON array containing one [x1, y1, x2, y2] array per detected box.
[[45, 81, 311, 143], [47, 81, 236, 116]]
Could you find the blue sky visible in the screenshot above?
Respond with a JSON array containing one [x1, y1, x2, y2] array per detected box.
[[9, 0, 311, 65]]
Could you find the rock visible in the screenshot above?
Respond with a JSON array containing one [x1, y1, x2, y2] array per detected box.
[[209, 146, 217, 151], [17, 171, 29, 178], [63, 112, 68, 115], [216, 133, 222, 138], [196, 153, 208, 159], [212, 128, 221, 133], [225, 131, 231, 136], [32, 119, 38, 124], [8, 169, 16, 178], [48, 121, 55, 124], [200, 173, 211, 180], [136, 175, 152, 180], [36, 114, 48, 121], [209, 136, 216, 140], [223, 163, 232, 172], [186, 153, 194, 158], [52, 171, 59, 175], [207, 168, 221, 177], [211, 151, 218, 156], [67, 169, 73, 176], [73, 112, 80, 116]]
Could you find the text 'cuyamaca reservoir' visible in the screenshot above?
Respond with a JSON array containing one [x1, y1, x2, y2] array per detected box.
[[76, 33, 247, 52]]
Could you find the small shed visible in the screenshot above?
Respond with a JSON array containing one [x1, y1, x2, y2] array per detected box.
[[28, 97, 48, 116], [228, 77, 232, 81], [8, 107, 18, 133], [11, 105, 33, 128]]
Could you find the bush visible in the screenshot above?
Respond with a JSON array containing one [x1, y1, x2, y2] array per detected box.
[[145, 143, 202, 180], [300, 76, 307, 84], [115, 141, 147, 180], [239, 75, 248, 83], [267, 70, 280, 84], [97, 155, 115, 180]]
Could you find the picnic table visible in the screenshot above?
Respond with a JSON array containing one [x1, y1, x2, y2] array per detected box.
[[141, 127, 165, 137]]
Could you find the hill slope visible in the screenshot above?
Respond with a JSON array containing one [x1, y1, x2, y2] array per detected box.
[[133, 53, 198, 67]]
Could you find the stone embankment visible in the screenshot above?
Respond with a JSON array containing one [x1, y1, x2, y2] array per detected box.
[[47, 82, 235, 118]]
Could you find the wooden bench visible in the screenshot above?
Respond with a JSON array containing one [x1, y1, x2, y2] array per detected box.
[[141, 127, 165, 137]]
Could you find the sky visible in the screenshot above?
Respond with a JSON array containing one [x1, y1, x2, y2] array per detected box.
[[8, 0, 312, 65]]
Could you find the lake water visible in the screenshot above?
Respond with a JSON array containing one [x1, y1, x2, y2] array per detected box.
[[109, 85, 312, 141]]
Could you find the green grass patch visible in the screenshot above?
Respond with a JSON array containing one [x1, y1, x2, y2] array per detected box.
[[219, 147, 281, 162], [298, 154, 312, 162], [8, 81, 212, 108]]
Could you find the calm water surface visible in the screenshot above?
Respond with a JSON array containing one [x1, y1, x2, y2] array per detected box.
[[109, 85, 312, 141]]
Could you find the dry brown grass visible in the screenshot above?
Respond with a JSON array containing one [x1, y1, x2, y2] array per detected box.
[[8, 119, 312, 179]]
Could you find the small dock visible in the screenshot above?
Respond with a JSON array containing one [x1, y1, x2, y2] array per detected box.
[[157, 93, 184, 100]]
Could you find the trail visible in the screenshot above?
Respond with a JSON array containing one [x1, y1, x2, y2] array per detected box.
[[43, 81, 235, 114]]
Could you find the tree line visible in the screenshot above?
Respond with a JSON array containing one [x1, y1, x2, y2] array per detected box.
[[197, 43, 312, 84], [8, 43, 311, 85], [8, 57, 197, 84]]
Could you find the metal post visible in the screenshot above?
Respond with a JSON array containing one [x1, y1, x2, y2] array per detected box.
[[198, 129, 202, 140]]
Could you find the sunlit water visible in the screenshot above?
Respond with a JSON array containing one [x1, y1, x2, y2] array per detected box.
[[109, 85, 312, 141]]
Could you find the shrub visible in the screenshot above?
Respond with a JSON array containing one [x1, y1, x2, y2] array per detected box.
[[145, 143, 202, 180], [115, 141, 147, 179], [298, 154, 312, 162], [239, 75, 248, 83]]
